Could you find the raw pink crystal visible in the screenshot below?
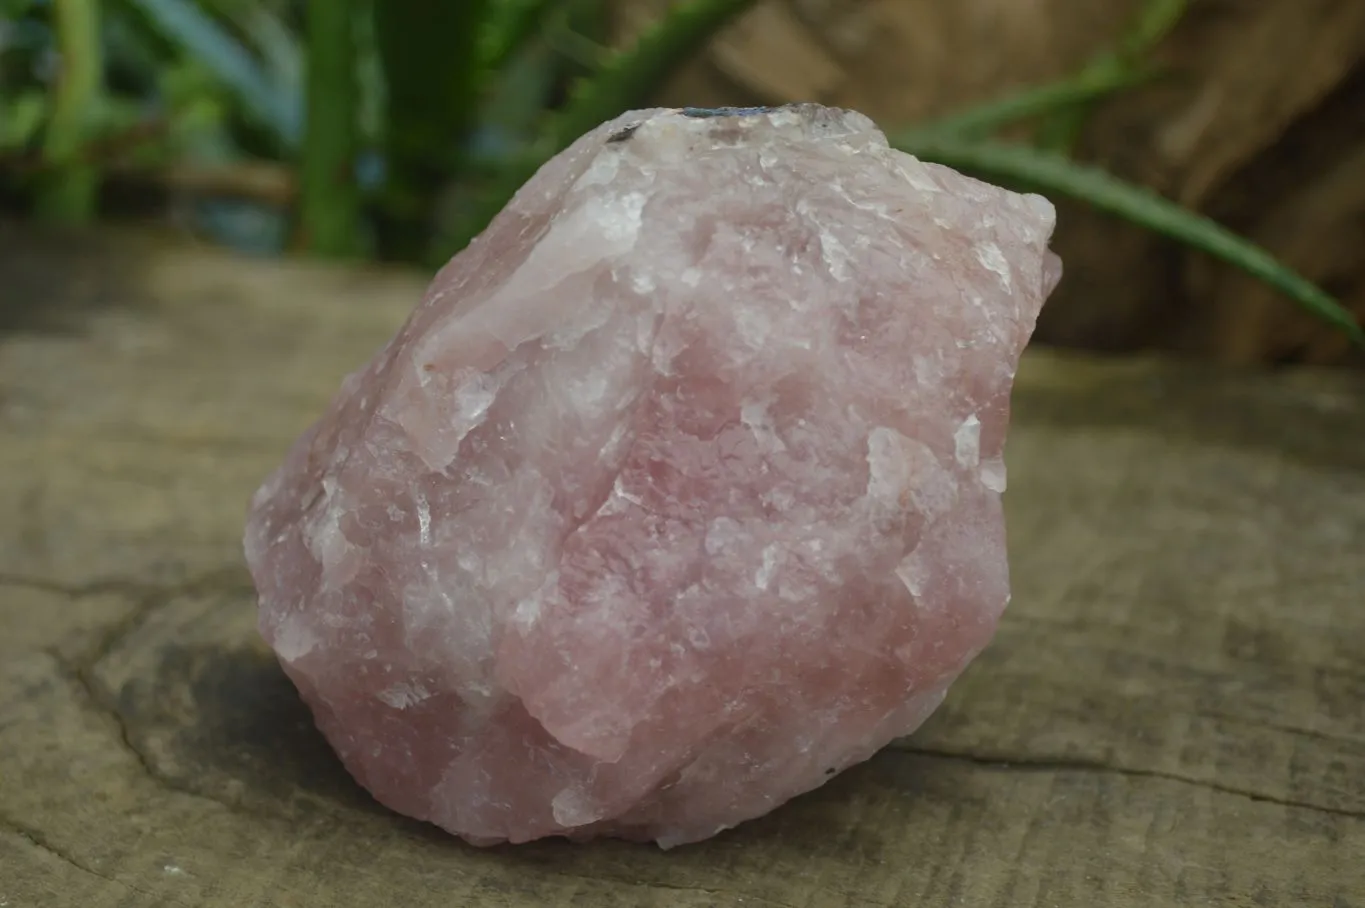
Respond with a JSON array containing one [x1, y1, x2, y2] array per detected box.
[[244, 104, 1061, 848]]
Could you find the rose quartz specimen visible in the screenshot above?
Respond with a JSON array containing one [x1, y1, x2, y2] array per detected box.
[[244, 104, 1061, 848]]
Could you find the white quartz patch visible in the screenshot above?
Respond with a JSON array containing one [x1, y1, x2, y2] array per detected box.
[[273, 615, 318, 662], [954, 414, 981, 468], [378, 682, 433, 709], [974, 241, 1013, 292]]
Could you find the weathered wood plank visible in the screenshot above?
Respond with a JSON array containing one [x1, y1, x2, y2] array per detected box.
[[2, 225, 1362, 907]]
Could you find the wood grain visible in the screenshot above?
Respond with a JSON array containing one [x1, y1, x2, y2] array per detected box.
[[1, 225, 1363, 906]]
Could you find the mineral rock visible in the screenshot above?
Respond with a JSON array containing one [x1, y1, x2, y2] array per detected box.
[[244, 104, 1061, 848]]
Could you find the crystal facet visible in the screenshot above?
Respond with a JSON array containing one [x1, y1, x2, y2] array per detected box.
[[244, 104, 1061, 848]]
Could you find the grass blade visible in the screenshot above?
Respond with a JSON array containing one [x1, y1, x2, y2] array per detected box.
[[241, 8, 304, 117], [1035, 0, 1188, 152], [480, 0, 564, 73], [372, 0, 494, 259], [300, 0, 360, 257], [123, 0, 298, 146], [909, 66, 1151, 141], [36, 0, 102, 223], [890, 135, 1364, 346], [544, 0, 753, 152], [445, 0, 756, 256], [1121, 0, 1190, 57]]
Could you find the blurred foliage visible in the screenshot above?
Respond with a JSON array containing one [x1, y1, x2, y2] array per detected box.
[[0, 0, 1359, 344]]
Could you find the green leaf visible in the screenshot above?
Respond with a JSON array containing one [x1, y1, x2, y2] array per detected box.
[[890, 135, 1364, 346], [240, 7, 304, 110], [543, 0, 753, 153], [300, 0, 361, 257], [36, 0, 103, 224], [0, 0, 40, 19], [909, 66, 1152, 141], [122, 0, 300, 146], [1120, 0, 1189, 58], [0, 91, 48, 150], [372, 0, 495, 259], [480, 0, 565, 73], [1036, 0, 1189, 152], [444, 0, 756, 257]]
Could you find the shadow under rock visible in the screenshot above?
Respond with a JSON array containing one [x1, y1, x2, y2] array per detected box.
[[488, 752, 912, 876], [121, 643, 393, 820], [125, 643, 947, 864]]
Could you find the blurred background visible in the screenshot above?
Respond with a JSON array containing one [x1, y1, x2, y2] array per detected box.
[[2, 0, 1363, 366]]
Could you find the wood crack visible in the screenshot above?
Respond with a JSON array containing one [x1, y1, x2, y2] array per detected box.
[[1194, 708, 1365, 748], [622, 880, 806, 908], [0, 573, 168, 598], [0, 566, 253, 616], [0, 810, 103, 879], [897, 743, 1365, 819], [0, 809, 193, 907], [46, 650, 285, 824], [80, 567, 255, 668], [0, 565, 256, 668], [539, 867, 809, 908]]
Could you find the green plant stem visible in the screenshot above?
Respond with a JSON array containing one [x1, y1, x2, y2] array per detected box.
[[481, 0, 563, 72], [37, 0, 102, 223], [373, 0, 493, 261], [444, 0, 756, 257], [1120, 0, 1190, 58], [1036, 0, 1188, 151], [300, 0, 360, 257], [545, 0, 751, 152], [122, 0, 300, 146], [910, 67, 1152, 141], [891, 135, 1365, 347]]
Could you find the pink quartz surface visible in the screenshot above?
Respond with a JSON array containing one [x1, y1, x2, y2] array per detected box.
[[244, 105, 1061, 848]]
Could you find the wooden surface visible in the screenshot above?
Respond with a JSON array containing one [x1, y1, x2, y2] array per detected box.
[[2, 224, 1363, 907]]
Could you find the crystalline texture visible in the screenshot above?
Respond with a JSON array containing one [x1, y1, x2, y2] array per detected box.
[[243, 104, 1062, 848]]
